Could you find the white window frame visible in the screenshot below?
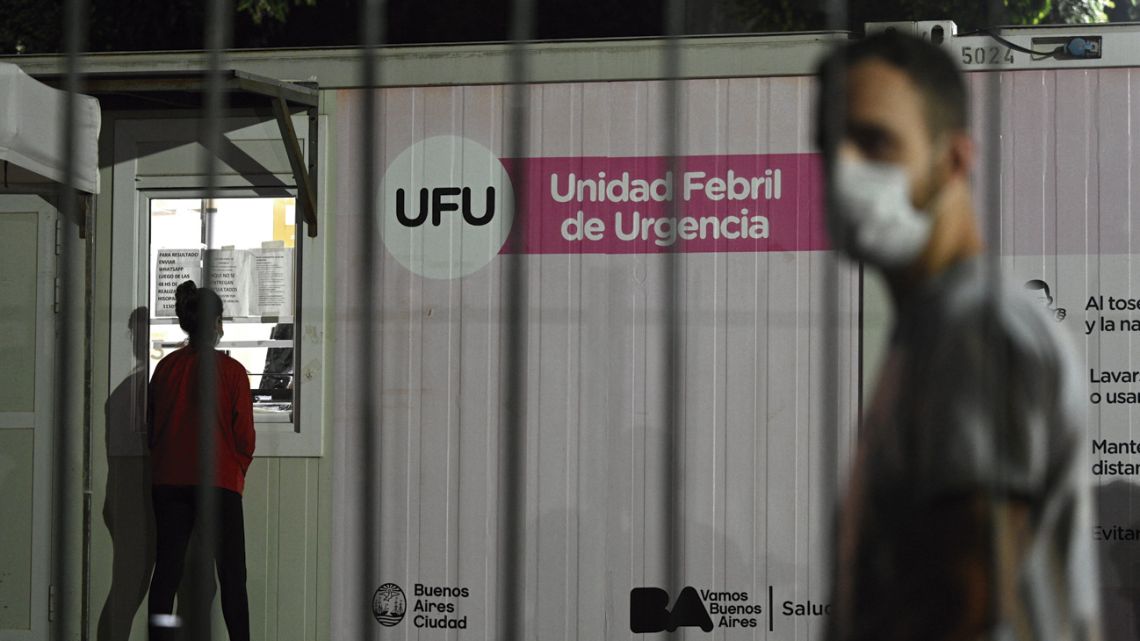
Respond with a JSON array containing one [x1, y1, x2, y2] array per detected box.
[[111, 115, 325, 457]]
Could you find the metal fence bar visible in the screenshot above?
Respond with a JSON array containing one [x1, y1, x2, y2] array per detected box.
[[661, 0, 684, 597], [190, 0, 232, 639], [499, 0, 534, 638], [357, 0, 384, 639], [53, 0, 87, 638], [982, 0, 1009, 629], [981, 18, 1007, 302], [820, 0, 847, 619]]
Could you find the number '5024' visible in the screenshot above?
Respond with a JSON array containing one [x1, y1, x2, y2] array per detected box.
[[961, 46, 1015, 65]]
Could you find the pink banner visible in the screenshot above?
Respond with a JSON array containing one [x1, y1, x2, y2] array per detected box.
[[502, 153, 827, 254]]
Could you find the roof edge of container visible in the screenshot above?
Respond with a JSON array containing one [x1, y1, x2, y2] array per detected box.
[[0, 32, 853, 89]]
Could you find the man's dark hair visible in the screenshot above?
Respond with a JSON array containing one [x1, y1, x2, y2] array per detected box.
[[815, 30, 968, 152]]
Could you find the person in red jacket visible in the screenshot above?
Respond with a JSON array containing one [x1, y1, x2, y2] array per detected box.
[[147, 280, 255, 641]]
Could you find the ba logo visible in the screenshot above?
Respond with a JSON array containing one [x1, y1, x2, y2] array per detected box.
[[379, 135, 515, 280], [372, 583, 407, 627], [630, 587, 714, 633]]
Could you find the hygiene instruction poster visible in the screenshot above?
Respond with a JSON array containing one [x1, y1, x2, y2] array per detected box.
[[979, 68, 1140, 641]]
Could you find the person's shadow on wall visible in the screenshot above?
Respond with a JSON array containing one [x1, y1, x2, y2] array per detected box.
[[97, 307, 220, 640], [96, 307, 155, 641], [1097, 480, 1140, 641]]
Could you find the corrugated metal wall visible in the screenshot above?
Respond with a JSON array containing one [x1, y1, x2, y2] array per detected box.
[[331, 78, 860, 640]]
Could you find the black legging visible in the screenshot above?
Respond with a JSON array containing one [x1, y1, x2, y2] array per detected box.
[[148, 485, 250, 641]]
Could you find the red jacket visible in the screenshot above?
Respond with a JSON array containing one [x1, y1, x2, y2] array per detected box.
[[148, 346, 256, 494]]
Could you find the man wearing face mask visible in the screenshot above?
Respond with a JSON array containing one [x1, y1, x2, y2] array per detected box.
[[817, 32, 1099, 641]]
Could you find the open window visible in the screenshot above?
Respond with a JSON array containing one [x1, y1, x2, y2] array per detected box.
[[149, 196, 298, 425], [111, 114, 324, 457]]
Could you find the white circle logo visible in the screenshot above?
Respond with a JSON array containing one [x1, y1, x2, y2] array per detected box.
[[379, 135, 515, 279]]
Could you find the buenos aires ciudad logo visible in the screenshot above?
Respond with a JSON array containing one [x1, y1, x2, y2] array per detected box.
[[372, 583, 407, 626], [379, 135, 516, 280]]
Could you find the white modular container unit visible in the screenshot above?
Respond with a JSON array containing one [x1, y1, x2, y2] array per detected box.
[[7, 21, 1140, 641]]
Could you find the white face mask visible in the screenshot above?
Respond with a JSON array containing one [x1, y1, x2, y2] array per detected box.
[[827, 157, 933, 268]]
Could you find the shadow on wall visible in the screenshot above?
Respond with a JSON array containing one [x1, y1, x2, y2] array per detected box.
[[97, 307, 155, 641], [1097, 480, 1140, 641], [97, 306, 221, 640]]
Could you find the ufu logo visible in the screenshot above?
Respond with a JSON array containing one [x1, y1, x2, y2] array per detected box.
[[379, 135, 515, 280], [630, 587, 714, 633], [394, 186, 497, 228]]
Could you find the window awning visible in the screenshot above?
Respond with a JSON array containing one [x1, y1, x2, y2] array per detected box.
[[0, 62, 101, 194], [31, 69, 320, 237]]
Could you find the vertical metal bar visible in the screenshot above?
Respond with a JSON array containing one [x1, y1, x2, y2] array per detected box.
[[816, 4, 846, 640], [358, 0, 383, 639], [499, 0, 533, 639], [81, 191, 95, 641], [820, 0, 847, 599], [308, 106, 320, 239], [981, 19, 1005, 287], [982, 0, 1008, 625], [292, 107, 314, 452], [54, 0, 88, 638], [661, 0, 684, 596], [192, 0, 231, 639]]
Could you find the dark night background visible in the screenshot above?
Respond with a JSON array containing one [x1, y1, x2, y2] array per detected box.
[[0, 0, 1136, 54]]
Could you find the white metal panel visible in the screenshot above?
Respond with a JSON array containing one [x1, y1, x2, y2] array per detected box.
[[331, 77, 858, 640], [0, 212, 38, 412], [0, 196, 57, 641]]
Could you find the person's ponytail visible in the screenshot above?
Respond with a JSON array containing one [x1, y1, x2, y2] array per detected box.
[[174, 280, 223, 347]]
